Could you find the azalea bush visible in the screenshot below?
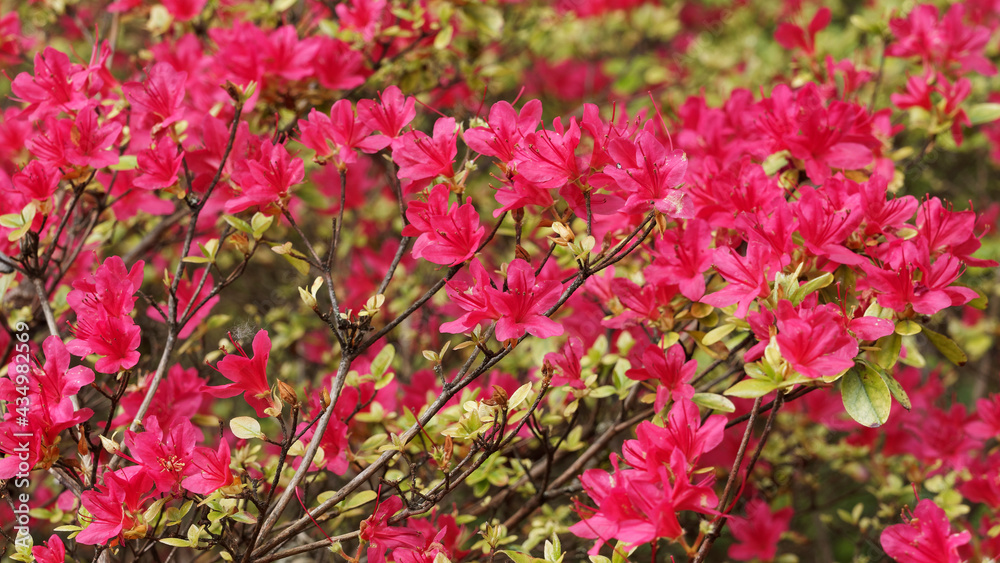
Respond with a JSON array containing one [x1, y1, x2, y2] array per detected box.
[[1, 0, 999, 562]]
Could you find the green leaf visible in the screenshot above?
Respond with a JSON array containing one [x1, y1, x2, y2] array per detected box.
[[692, 392, 736, 413], [794, 272, 834, 302], [863, 361, 911, 410], [968, 103, 1000, 125], [280, 253, 311, 275], [251, 213, 274, 240], [224, 215, 253, 235], [874, 332, 902, 370], [501, 551, 548, 563], [702, 323, 736, 346], [921, 325, 968, 366], [724, 379, 781, 399], [160, 538, 191, 547], [762, 150, 790, 175], [109, 154, 138, 171], [841, 366, 891, 428], [342, 489, 378, 510], [433, 24, 454, 49], [968, 292, 988, 310], [230, 416, 263, 439], [895, 320, 921, 336], [370, 344, 395, 379]]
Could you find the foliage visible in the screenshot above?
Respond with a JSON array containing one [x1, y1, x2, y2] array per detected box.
[[0, 0, 999, 562]]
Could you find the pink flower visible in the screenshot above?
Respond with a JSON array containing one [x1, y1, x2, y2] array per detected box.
[[32, 534, 66, 563], [10, 47, 89, 120], [161, 0, 206, 21], [182, 439, 236, 496], [880, 499, 971, 563], [298, 100, 388, 167], [626, 344, 697, 409], [486, 259, 564, 341], [775, 300, 857, 379], [464, 99, 543, 165], [67, 313, 142, 373], [207, 330, 278, 418], [358, 86, 417, 142], [30, 336, 95, 406], [605, 131, 689, 216], [728, 498, 794, 561], [646, 218, 713, 301], [65, 110, 121, 170], [515, 118, 583, 190], [544, 337, 586, 389], [134, 139, 183, 190], [621, 401, 725, 471], [226, 141, 305, 214], [402, 184, 485, 266], [887, 4, 995, 77], [66, 256, 144, 373], [77, 466, 156, 545], [393, 117, 458, 184], [702, 242, 775, 318], [123, 63, 188, 133], [312, 37, 368, 91], [440, 260, 501, 334], [359, 496, 425, 563], [12, 160, 60, 202], [125, 416, 199, 494], [774, 7, 830, 56]]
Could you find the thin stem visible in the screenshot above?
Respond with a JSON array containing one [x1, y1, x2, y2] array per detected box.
[[109, 97, 244, 468], [254, 356, 354, 548]]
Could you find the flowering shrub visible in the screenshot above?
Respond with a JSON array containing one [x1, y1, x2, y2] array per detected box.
[[0, 1, 998, 562]]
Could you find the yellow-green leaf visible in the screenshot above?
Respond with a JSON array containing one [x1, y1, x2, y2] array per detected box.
[[692, 392, 735, 413], [874, 332, 902, 370], [724, 379, 781, 399], [921, 325, 968, 366], [841, 366, 891, 428]]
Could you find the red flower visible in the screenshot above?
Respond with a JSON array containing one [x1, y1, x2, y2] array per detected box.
[[298, 99, 389, 167], [65, 109, 121, 170], [10, 47, 89, 120], [312, 37, 368, 91], [208, 329, 278, 418], [32, 534, 66, 563], [880, 499, 971, 563], [393, 117, 458, 185], [226, 141, 305, 214], [122, 63, 188, 134], [625, 344, 697, 409], [357, 86, 417, 142], [774, 300, 857, 379], [359, 496, 425, 563], [702, 242, 775, 318], [464, 99, 543, 166], [887, 4, 995, 77], [77, 466, 156, 545], [12, 160, 60, 202], [646, 218, 713, 301], [402, 184, 485, 266], [728, 498, 794, 561], [440, 259, 501, 334], [605, 131, 689, 216], [486, 259, 563, 341], [774, 7, 830, 56], [125, 416, 199, 494], [134, 139, 183, 190], [183, 439, 236, 496], [161, 0, 206, 21]]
